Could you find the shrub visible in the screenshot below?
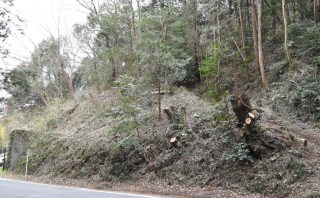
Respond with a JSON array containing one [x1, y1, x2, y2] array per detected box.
[[114, 75, 141, 137], [225, 143, 254, 164]]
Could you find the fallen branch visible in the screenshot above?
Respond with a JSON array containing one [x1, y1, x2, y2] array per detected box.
[[232, 37, 246, 61], [248, 112, 255, 119]]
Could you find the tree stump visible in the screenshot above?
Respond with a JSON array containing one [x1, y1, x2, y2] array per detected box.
[[230, 94, 256, 127], [170, 137, 179, 148], [164, 106, 188, 146], [230, 94, 293, 159], [164, 105, 186, 124]]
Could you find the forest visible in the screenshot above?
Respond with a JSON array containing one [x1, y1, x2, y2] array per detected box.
[[0, 0, 318, 109], [0, 0, 320, 197]]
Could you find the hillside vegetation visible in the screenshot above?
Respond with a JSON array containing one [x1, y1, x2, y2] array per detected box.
[[4, 68, 320, 197], [1, 0, 320, 197]]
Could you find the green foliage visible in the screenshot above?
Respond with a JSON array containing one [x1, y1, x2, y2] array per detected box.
[[32, 116, 47, 134], [225, 143, 253, 164], [114, 75, 136, 98], [110, 121, 135, 136], [73, 1, 140, 91], [289, 21, 320, 62], [280, 160, 307, 184], [289, 21, 320, 43], [200, 43, 229, 102], [2, 66, 35, 106], [45, 108, 66, 130], [200, 43, 228, 78], [30, 101, 67, 133], [212, 111, 229, 123], [26, 132, 60, 173], [114, 75, 141, 136], [288, 85, 320, 121], [3, 36, 76, 109], [136, 8, 194, 86], [102, 136, 143, 181], [0, 169, 8, 175]]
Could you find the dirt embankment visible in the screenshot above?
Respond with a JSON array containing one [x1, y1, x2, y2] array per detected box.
[[3, 84, 320, 198]]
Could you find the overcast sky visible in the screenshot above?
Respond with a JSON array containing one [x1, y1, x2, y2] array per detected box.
[[1, 0, 88, 70]]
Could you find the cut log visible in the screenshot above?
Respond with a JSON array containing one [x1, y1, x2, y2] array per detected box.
[[245, 118, 252, 125], [248, 112, 255, 119], [151, 91, 166, 95]]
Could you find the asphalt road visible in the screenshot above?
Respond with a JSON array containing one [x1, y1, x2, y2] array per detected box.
[[0, 178, 162, 198]]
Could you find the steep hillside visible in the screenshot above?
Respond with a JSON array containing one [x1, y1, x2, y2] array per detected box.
[[4, 74, 320, 197]]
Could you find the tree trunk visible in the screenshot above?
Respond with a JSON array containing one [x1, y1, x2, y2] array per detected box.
[[136, 0, 141, 22], [128, 3, 134, 74], [251, 0, 259, 73], [319, 0, 320, 22], [245, 0, 250, 28], [217, 1, 221, 71], [256, 0, 269, 90], [130, 0, 136, 39], [128, 0, 136, 75], [317, 0, 320, 23], [63, 69, 74, 98], [111, 58, 117, 81], [58, 55, 74, 98], [157, 64, 162, 120], [92, 51, 101, 92], [271, 0, 277, 35], [291, 0, 296, 23], [315, 0, 318, 24], [238, 0, 247, 60], [193, 0, 200, 68], [282, 0, 293, 65], [228, 0, 233, 15], [135, 0, 142, 78], [297, 0, 305, 20]]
